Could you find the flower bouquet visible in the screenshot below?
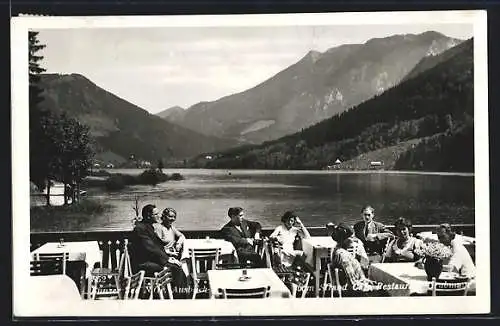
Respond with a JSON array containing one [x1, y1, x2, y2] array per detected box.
[[415, 242, 453, 281]]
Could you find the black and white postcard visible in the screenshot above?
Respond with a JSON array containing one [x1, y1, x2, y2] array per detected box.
[[12, 10, 490, 317]]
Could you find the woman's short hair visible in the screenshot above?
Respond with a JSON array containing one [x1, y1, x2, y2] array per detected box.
[[141, 204, 156, 220], [162, 207, 177, 219], [228, 207, 243, 218], [281, 211, 297, 224], [394, 217, 412, 233], [361, 205, 375, 214]]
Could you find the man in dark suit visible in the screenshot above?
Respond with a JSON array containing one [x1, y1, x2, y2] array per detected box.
[[130, 204, 188, 297], [220, 207, 265, 267], [353, 205, 393, 260]]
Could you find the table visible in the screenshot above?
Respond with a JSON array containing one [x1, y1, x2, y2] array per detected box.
[[31, 241, 101, 279], [301, 236, 337, 297], [28, 275, 82, 301], [180, 238, 238, 275], [368, 262, 476, 296], [207, 268, 291, 298], [31, 241, 101, 298]]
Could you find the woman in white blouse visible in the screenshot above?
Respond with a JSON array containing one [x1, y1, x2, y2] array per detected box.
[[269, 211, 311, 267]]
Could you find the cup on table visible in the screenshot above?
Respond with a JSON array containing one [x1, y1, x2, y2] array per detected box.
[[205, 235, 210, 242], [59, 238, 65, 247], [242, 269, 248, 277]]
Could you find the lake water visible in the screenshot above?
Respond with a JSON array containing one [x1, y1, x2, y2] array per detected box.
[[31, 169, 475, 232]]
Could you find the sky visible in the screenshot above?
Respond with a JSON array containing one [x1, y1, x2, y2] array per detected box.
[[37, 23, 473, 114]]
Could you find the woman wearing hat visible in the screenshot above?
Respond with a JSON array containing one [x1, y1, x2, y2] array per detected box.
[[334, 222, 369, 269], [329, 222, 376, 294]]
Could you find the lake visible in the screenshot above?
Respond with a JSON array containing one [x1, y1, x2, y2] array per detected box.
[[31, 169, 475, 232]]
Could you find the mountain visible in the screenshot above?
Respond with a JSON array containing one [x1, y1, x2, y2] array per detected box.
[[402, 37, 473, 82], [172, 31, 461, 144], [38, 74, 239, 163], [156, 106, 186, 124], [188, 38, 474, 172]]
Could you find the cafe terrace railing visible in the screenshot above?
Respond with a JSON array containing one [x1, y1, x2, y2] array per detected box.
[[29, 224, 475, 271]]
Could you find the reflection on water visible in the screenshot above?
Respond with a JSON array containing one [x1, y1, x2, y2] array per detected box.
[[31, 169, 475, 232]]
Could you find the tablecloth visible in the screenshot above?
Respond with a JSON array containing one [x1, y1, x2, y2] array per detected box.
[[368, 262, 476, 296], [208, 268, 291, 298], [28, 275, 82, 301], [31, 241, 101, 278]]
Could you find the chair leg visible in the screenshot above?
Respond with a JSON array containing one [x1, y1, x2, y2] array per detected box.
[[192, 281, 198, 299], [322, 271, 329, 297], [149, 283, 154, 300], [113, 275, 122, 300], [167, 284, 173, 300]]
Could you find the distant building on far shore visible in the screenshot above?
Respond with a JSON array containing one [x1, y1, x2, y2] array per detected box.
[[369, 161, 384, 169], [327, 158, 342, 169]]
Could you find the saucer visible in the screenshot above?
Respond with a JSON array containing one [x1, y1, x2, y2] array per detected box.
[[438, 272, 460, 280]]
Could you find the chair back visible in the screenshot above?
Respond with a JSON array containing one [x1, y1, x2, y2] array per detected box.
[[30, 260, 64, 275], [189, 247, 221, 280], [153, 267, 174, 300], [215, 262, 255, 270], [34, 252, 69, 274], [97, 239, 132, 275], [253, 238, 266, 259], [430, 277, 471, 296], [290, 270, 311, 298], [380, 238, 394, 263], [219, 286, 271, 299], [122, 270, 145, 300]]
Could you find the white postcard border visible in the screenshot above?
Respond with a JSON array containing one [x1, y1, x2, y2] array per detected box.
[[12, 10, 490, 317]]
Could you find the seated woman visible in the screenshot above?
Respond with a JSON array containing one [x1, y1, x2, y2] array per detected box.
[[353, 205, 394, 261], [269, 211, 311, 268], [330, 222, 369, 269], [330, 223, 376, 294], [152, 207, 186, 260], [384, 217, 423, 263], [437, 223, 476, 278]]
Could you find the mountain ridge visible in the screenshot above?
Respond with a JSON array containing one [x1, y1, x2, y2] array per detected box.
[[38, 73, 240, 163], [165, 31, 462, 144], [187, 38, 474, 172]]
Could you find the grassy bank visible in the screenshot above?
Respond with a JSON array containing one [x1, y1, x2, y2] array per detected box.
[[83, 168, 184, 191], [30, 198, 113, 232]]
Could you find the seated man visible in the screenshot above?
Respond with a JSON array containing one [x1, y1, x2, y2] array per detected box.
[[437, 223, 476, 279], [353, 205, 393, 261], [130, 204, 188, 298], [220, 207, 265, 267]]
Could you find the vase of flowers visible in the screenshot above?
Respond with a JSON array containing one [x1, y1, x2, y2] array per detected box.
[[415, 242, 453, 281]]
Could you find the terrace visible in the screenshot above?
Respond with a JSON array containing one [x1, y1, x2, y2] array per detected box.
[[29, 223, 476, 301]]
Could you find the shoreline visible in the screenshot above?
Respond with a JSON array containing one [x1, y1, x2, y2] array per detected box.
[[103, 168, 474, 177]]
